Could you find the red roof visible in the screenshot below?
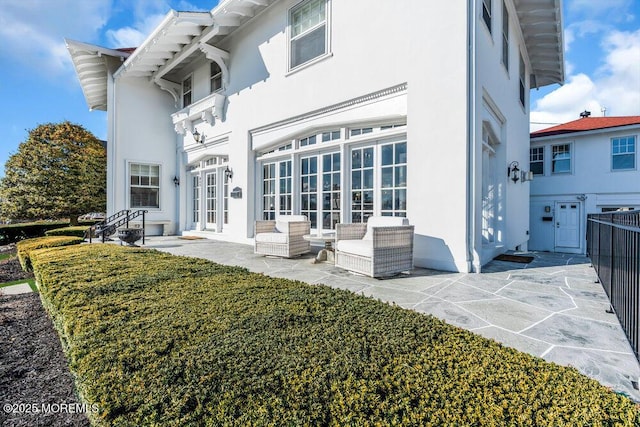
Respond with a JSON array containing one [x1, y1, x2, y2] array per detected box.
[[116, 47, 137, 54], [531, 116, 640, 138]]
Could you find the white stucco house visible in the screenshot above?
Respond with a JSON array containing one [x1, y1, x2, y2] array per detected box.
[[529, 115, 640, 254], [66, 0, 563, 272]]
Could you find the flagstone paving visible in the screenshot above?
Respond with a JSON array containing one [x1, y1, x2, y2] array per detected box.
[[144, 237, 640, 401]]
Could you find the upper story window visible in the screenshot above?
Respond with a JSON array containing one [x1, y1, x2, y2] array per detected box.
[[210, 62, 223, 93], [552, 144, 571, 174], [130, 163, 160, 208], [612, 136, 636, 170], [501, 1, 509, 71], [290, 0, 327, 69], [482, 0, 492, 33], [182, 75, 192, 107], [530, 147, 544, 175], [518, 52, 526, 107]]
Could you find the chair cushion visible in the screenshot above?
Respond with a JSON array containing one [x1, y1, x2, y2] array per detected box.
[[363, 216, 410, 240], [255, 232, 288, 244], [275, 215, 308, 233], [336, 240, 373, 258]]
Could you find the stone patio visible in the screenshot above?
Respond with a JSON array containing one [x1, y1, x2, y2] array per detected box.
[[144, 236, 640, 401]]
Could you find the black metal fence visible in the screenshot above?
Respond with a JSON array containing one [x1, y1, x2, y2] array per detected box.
[[587, 211, 640, 361]]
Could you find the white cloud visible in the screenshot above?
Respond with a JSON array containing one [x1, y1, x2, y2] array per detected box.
[[106, 13, 167, 47], [532, 29, 640, 131], [104, 0, 211, 49], [0, 0, 112, 76]]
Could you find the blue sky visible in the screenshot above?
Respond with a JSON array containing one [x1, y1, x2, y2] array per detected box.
[[0, 0, 639, 177]]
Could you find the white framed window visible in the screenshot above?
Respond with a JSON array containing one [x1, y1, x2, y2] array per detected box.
[[258, 125, 407, 229], [519, 52, 526, 107], [192, 175, 201, 224], [612, 136, 636, 170], [130, 163, 160, 208], [182, 75, 192, 107], [530, 147, 544, 175], [482, 0, 492, 33], [289, 0, 328, 70], [552, 144, 571, 174], [210, 62, 223, 93], [501, 1, 509, 71]]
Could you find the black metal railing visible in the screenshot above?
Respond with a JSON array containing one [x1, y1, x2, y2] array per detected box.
[[88, 209, 147, 244], [587, 211, 640, 361]]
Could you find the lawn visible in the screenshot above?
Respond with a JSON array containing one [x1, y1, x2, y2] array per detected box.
[[31, 244, 640, 426], [0, 278, 37, 292]]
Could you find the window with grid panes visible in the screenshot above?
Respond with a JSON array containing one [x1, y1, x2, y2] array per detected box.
[[130, 164, 159, 208], [552, 144, 571, 173], [182, 75, 192, 107], [262, 163, 276, 220], [300, 156, 318, 227], [530, 147, 544, 175], [210, 62, 222, 93], [290, 0, 327, 69], [351, 147, 374, 223], [192, 175, 201, 223], [321, 152, 341, 229], [501, 1, 509, 71], [612, 136, 636, 170], [380, 141, 407, 217]]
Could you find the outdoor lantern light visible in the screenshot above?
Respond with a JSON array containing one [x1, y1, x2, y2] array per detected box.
[[173, 176, 180, 186], [224, 165, 233, 181], [192, 128, 204, 143], [508, 161, 520, 183]]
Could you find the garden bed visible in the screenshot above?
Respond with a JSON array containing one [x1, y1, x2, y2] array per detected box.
[[31, 244, 640, 426]]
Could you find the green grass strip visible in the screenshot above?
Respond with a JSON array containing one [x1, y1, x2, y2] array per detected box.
[[0, 253, 12, 262], [0, 278, 36, 292], [32, 245, 640, 426]]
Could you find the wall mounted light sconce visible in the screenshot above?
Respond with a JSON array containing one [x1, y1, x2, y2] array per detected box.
[[192, 128, 204, 143], [521, 170, 534, 182], [173, 176, 180, 186], [224, 165, 233, 181], [507, 161, 520, 183]]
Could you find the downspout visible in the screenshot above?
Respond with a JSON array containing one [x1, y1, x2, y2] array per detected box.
[[109, 70, 117, 216], [466, 0, 481, 272]]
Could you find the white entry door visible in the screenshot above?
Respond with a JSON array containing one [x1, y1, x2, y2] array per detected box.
[[555, 202, 580, 249]]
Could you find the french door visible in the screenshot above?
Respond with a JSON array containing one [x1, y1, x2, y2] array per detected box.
[[191, 168, 229, 232]]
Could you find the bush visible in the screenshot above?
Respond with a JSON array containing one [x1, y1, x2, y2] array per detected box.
[[17, 236, 83, 272], [0, 221, 70, 245], [32, 245, 640, 426], [45, 226, 91, 238]]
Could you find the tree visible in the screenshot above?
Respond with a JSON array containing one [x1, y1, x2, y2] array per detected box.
[[0, 121, 106, 225]]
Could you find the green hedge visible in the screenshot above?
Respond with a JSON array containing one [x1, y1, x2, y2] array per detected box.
[[45, 226, 91, 238], [32, 245, 640, 426], [0, 221, 69, 245], [17, 236, 84, 272], [0, 220, 98, 244]]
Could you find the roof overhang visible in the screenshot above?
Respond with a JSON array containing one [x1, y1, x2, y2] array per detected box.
[[66, 39, 131, 111], [114, 0, 276, 82], [514, 0, 565, 88]]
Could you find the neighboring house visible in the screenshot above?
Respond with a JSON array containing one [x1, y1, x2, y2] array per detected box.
[[66, 0, 563, 272], [529, 115, 640, 254]]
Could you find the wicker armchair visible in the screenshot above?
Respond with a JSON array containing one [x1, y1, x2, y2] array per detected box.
[[335, 217, 414, 277], [254, 215, 311, 258]]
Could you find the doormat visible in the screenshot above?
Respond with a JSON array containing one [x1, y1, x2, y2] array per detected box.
[[178, 236, 206, 240], [493, 254, 534, 264]]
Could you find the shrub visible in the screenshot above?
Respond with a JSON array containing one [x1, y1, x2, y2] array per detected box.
[[0, 220, 70, 245], [45, 226, 91, 238], [32, 245, 640, 426], [17, 236, 83, 272]]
